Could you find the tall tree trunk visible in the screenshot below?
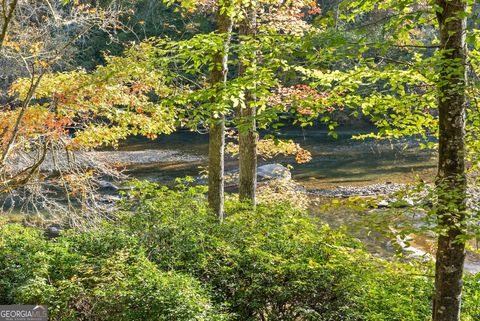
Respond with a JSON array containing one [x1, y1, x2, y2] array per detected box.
[[208, 1, 233, 221], [432, 1, 468, 321], [238, 6, 258, 204]]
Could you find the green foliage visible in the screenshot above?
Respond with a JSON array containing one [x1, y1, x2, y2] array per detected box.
[[118, 181, 478, 321], [1, 184, 480, 320], [0, 223, 51, 304], [121, 181, 359, 320], [0, 220, 227, 321], [340, 262, 434, 321], [463, 273, 480, 321]]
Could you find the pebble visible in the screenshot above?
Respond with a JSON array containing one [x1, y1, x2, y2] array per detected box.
[[307, 183, 405, 198]]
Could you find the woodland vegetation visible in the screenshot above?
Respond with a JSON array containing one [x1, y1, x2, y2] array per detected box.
[[0, 0, 480, 320]]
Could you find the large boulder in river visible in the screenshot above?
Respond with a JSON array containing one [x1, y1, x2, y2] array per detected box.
[[196, 163, 291, 185], [257, 164, 291, 181]]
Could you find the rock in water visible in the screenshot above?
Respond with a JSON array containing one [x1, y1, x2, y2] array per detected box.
[[195, 163, 291, 185], [377, 200, 390, 208], [257, 164, 291, 181], [44, 225, 62, 239], [96, 180, 120, 192]]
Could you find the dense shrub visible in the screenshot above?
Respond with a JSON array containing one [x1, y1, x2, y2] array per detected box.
[[463, 273, 480, 321], [0, 222, 51, 304], [120, 181, 365, 320], [0, 220, 227, 321], [0, 182, 479, 320], [119, 181, 480, 321], [338, 262, 433, 321]]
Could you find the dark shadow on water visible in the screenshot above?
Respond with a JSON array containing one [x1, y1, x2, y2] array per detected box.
[[116, 128, 437, 187]]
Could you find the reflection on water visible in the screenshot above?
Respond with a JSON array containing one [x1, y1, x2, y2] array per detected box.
[[119, 127, 437, 187], [276, 128, 437, 187]]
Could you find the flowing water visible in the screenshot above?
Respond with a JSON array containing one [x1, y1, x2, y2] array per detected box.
[[119, 127, 438, 187]]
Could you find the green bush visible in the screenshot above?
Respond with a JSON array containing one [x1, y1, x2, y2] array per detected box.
[[88, 251, 227, 321], [338, 262, 433, 321], [0, 221, 227, 321], [118, 181, 447, 321], [1, 182, 479, 321], [120, 181, 359, 320], [463, 272, 480, 321], [0, 222, 51, 303]]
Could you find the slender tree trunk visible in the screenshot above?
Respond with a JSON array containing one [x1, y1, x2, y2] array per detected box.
[[334, 0, 340, 30], [432, 1, 468, 321], [0, 0, 18, 49], [238, 6, 258, 204], [208, 1, 233, 221]]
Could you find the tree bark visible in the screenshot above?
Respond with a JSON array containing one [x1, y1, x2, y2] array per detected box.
[[432, 1, 468, 321], [238, 6, 258, 204], [334, 0, 340, 30], [0, 0, 18, 49], [208, 1, 233, 221]]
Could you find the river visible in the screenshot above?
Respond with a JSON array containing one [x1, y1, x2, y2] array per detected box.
[[118, 127, 438, 187]]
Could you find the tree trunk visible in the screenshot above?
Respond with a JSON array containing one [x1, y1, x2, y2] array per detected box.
[[334, 0, 340, 30], [208, 1, 233, 221], [432, 1, 468, 321], [238, 6, 258, 204], [0, 0, 18, 49]]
